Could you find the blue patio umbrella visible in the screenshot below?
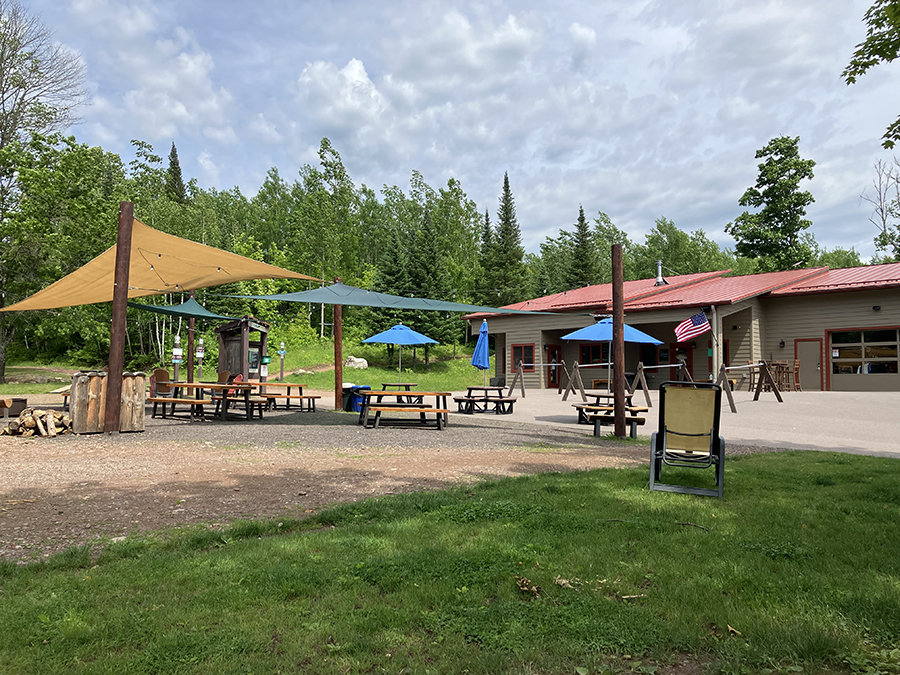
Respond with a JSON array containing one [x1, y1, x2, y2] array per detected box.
[[562, 318, 662, 391], [471, 319, 491, 385], [561, 317, 662, 344], [363, 324, 438, 382]]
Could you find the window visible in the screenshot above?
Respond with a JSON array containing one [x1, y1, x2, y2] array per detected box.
[[831, 329, 899, 375], [511, 344, 535, 372], [580, 343, 609, 365]]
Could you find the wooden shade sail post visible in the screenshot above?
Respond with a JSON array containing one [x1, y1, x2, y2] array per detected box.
[[104, 202, 133, 434]]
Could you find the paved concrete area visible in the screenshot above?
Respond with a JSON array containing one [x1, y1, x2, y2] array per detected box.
[[493, 387, 900, 458]]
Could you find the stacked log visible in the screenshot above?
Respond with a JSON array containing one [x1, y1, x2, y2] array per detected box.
[[1, 408, 73, 437]]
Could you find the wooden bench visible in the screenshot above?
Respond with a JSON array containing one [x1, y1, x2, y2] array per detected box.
[[454, 396, 516, 414], [261, 393, 320, 411], [147, 397, 213, 422], [366, 406, 451, 430], [573, 403, 648, 425], [588, 413, 646, 439], [454, 396, 476, 413], [493, 397, 517, 414], [215, 396, 268, 419]]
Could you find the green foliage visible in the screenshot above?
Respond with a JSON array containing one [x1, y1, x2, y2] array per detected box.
[[0, 133, 123, 380], [632, 217, 740, 279], [726, 136, 816, 271], [164, 142, 186, 204], [593, 211, 636, 283], [493, 172, 527, 305], [565, 205, 598, 289], [843, 0, 900, 149]]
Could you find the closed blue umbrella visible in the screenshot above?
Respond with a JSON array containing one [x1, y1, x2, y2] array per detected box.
[[471, 319, 491, 385], [363, 324, 438, 382]]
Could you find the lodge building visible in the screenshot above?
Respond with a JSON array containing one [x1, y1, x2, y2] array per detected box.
[[468, 262, 900, 392]]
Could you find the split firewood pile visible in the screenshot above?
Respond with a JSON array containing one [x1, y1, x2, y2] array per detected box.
[[1, 408, 73, 437]]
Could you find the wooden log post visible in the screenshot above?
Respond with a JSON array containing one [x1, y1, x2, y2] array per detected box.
[[611, 244, 626, 439], [104, 202, 134, 433], [333, 278, 343, 411]]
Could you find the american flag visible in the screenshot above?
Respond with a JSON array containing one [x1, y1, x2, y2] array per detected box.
[[675, 311, 711, 342]]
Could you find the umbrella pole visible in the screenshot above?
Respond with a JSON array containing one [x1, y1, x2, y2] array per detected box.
[[398, 345, 402, 383]]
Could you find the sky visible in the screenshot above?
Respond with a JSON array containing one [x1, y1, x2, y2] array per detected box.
[[27, 0, 900, 263]]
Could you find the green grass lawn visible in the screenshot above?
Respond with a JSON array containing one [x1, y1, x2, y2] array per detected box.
[[2, 451, 899, 674]]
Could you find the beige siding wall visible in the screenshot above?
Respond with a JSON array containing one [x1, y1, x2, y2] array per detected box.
[[481, 310, 694, 389], [474, 285, 899, 392], [762, 289, 900, 391]]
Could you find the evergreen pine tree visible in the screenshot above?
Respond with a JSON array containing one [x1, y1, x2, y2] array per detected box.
[[565, 205, 598, 289], [493, 172, 526, 306], [408, 209, 454, 366], [372, 226, 413, 366], [165, 142, 187, 204], [477, 208, 496, 305]]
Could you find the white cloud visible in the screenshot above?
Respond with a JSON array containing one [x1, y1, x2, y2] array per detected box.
[[196, 150, 219, 187], [30, 0, 900, 261], [249, 113, 282, 143], [569, 22, 596, 45]]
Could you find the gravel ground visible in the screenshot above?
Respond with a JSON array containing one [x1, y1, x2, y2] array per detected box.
[[0, 391, 774, 563]]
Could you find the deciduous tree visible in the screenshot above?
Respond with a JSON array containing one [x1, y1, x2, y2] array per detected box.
[[861, 157, 900, 260], [0, 0, 88, 151], [726, 136, 816, 271], [843, 0, 900, 149]]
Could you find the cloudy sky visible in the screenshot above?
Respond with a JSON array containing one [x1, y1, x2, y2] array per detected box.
[[29, 0, 900, 261]]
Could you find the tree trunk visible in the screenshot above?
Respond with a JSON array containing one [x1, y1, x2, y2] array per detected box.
[[0, 318, 18, 385]]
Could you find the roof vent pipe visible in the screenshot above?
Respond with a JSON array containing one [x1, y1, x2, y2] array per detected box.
[[654, 260, 669, 286]]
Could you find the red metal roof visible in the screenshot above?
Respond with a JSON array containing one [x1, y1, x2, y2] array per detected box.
[[468, 263, 899, 319], [767, 262, 900, 296], [625, 267, 828, 311], [502, 270, 726, 313]]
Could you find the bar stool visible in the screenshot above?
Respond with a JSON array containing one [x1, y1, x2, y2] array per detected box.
[[772, 360, 788, 391], [747, 360, 758, 391], [792, 359, 802, 391]]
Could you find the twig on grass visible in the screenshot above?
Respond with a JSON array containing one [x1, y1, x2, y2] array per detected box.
[[677, 521, 710, 531]]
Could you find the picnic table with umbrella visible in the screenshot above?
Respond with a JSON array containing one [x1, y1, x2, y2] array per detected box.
[[561, 317, 662, 433], [362, 324, 437, 383], [471, 319, 491, 385], [358, 324, 450, 428], [452, 319, 517, 415]]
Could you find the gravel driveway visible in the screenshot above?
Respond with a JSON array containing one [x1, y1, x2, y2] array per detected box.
[[0, 391, 772, 563]]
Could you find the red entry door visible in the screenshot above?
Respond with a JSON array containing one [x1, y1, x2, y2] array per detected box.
[[670, 342, 693, 380], [546, 344, 561, 388]]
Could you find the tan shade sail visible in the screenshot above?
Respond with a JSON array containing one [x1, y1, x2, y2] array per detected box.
[[2, 219, 320, 312]]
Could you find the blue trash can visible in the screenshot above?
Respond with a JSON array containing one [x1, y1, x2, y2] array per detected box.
[[350, 385, 371, 412]]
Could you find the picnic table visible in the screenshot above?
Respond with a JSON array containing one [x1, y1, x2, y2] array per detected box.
[[247, 380, 318, 411], [453, 385, 517, 414], [380, 382, 421, 403], [583, 390, 634, 407], [149, 381, 259, 421], [358, 390, 451, 429], [572, 398, 648, 439], [381, 382, 417, 391]]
